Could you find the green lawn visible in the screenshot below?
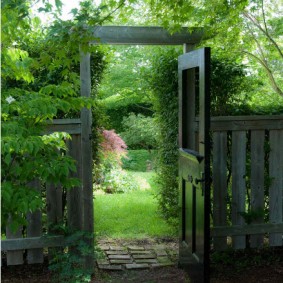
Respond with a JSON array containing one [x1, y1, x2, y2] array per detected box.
[[94, 171, 177, 239]]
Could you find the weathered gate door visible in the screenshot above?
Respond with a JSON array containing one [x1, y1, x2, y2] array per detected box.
[[178, 48, 211, 283]]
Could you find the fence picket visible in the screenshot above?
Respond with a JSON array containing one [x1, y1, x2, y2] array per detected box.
[[213, 131, 228, 250], [46, 183, 63, 228], [269, 130, 283, 246], [231, 131, 247, 249], [250, 130, 265, 248], [46, 182, 63, 260], [6, 217, 23, 265], [67, 134, 83, 231], [26, 180, 44, 264]]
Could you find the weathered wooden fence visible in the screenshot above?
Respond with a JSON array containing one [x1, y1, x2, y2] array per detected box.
[[209, 115, 283, 250], [2, 115, 283, 265], [1, 119, 83, 266]]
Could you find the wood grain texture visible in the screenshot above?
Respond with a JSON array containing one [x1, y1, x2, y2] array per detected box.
[[212, 132, 228, 250], [269, 130, 283, 246], [250, 130, 265, 248], [80, 50, 94, 271], [6, 221, 23, 265], [92, 26, 203, 45], [27, 180, 44, 264], [212, 223, 283, 237], [67, 135, 83, 231], [231, 131, 247, 249], [1, 236, 65, 251]]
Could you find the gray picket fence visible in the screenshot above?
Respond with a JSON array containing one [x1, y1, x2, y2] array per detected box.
[[210, 115, 283, 250], [1, 119, 83, 265], [2, 116, 283, 265]]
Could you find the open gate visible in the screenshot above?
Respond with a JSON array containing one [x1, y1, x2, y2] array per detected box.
[[178, 48, 211, 283]]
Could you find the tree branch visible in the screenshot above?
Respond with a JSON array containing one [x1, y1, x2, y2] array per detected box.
[[98, 0, 126, 25], [243, 11, 283, 59], [242, 50, 283, 97]]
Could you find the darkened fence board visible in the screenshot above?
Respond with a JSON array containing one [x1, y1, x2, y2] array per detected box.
[[67, 135, 83, 231], [250, 130, 265, 248], [212, 131, 228, 250], [46, 182, 63, 260], [1, 236, 65, 251], [45, 119, 81, 135], [269, 130, 283, 246], [212, 223, 283, 237], [6, 221, 23, 265], [195, 116, 283, 131], [46, 183, 63, 228], [231, 131, 246, 249], [27, 180, 44, 264]]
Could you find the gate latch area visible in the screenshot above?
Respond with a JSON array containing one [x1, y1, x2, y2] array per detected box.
[[187, 173, 206, 195]]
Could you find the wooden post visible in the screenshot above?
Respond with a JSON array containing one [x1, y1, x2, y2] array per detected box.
[[27, 180, 44, 264], [80, 49, 94, 272], [183, 44, 195, 53]]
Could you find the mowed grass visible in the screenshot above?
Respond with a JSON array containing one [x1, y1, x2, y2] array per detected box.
[[94, 171, 177, 239]]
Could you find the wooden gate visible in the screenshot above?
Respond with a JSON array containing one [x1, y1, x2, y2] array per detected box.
[[178, 48, 211, 283]]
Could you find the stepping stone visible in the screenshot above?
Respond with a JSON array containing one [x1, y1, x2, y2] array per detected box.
[[110, 259, 133, 264], [128, 246, 145, 251], [98, 264, 123, 270], [132, 254, 156, 259], [110, 246, 125, 251], [135, 259, 158, 264], [97, 259, 109, 265], [100, 245, 110, 251], [130, 250, 152, 255], [126, 263, 149, 270], [106, 250, 129, 255], [108, 255, 131, 260]]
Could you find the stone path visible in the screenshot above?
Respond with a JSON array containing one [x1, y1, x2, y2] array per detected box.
[[97, 240, 178, 271]]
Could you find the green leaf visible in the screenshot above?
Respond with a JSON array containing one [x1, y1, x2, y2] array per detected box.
[[4, 153, 12, 165]]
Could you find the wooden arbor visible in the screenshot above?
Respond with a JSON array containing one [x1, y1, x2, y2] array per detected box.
[[79, 26, 203, 268]]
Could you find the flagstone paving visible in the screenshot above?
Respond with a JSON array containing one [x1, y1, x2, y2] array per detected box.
[[97, 239, 178, 271]]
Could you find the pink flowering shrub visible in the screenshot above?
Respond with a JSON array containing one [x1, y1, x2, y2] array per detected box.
[[100, 129, 128, 165], [94, 129, 138, 193]]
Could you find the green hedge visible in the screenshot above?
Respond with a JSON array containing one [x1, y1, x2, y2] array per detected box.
[[122, 150, 157, 172]]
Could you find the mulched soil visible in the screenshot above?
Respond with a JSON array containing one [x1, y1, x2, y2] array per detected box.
[[2, 238, 283, 282]]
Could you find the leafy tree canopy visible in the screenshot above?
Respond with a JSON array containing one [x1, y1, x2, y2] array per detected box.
[[1, 0, 120, 231], [102, 0, 283, 100]]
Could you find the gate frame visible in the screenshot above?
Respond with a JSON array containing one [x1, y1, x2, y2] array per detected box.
[[79, 26, 204, 270]]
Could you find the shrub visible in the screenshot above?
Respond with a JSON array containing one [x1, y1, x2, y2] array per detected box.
[[143, 48, 180, 224], [122, 149, 157, 172], [94, 129, 138, 193], [120, 113, 158, 150]]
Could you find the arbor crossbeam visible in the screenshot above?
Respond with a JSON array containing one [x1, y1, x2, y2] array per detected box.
[[92, 26, 203, 45]]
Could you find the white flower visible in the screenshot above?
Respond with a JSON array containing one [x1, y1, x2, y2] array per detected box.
[[6, 96, 15, 104]]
